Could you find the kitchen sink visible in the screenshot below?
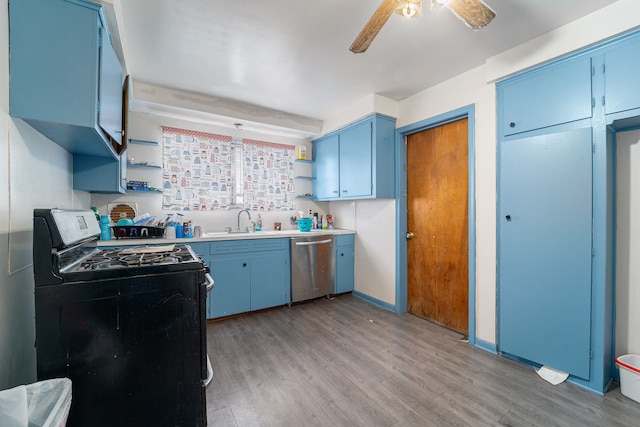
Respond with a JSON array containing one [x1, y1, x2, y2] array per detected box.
[[201, 230, 279, 238]]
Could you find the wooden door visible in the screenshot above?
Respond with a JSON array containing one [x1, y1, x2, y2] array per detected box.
[[407, 119, 468, 335]]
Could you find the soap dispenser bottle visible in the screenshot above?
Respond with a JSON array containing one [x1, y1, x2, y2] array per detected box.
[[256, 214, 262, 231]]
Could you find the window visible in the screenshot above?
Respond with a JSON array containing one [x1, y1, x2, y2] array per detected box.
[[161, 127, 295, 211]]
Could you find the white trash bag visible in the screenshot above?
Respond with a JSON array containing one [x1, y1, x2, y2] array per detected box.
[[0, 378, 72, 427]]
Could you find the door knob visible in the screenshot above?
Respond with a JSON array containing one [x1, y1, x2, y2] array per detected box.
[[406, 232, 414, 240]]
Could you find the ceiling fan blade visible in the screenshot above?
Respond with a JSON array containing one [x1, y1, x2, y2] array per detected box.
[[350, 0, 397, 54], [444, 0, 495, 30]]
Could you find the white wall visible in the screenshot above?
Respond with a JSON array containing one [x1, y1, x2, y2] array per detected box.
[[395, 1, 640, 348], [615, 129, 640, 356], [322, 0, 640, 348], [91, 111, 332, 233], [1, 3, 90, 389], [353, 199, 396, 303]]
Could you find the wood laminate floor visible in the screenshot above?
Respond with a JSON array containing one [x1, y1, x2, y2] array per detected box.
[[205, 294, 640, 426]]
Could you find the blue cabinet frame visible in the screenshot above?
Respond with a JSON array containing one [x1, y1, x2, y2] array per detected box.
[[334, 234, 355, 294], [9, 0, 123, 157], [495, 30, 640, 394], [9, 0, 126, 193], [207, 238, 290, 319], [312, 114, 396, 201]]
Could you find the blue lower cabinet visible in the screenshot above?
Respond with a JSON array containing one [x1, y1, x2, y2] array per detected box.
[[209, 255, 251, 318], [334, 234, 355, 294], [250, 251, 290, 311], [208, 238, 290, 319]]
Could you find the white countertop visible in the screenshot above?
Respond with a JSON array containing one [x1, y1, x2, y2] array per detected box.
[[98, 228, 355, 247]]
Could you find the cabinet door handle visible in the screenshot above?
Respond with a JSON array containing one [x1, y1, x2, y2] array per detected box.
[[509, 122, 516, 128], [242, 262, 247, 267]]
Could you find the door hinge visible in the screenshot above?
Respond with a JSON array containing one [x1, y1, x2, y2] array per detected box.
[[602, 64, 606, 74], [590, 349, 594, 359], [402, 163, 407, 172], [591, 97, 595, 108], [602, 96, 606, 106], [591, 66, 595, 76], [592, 248, 596, 256], [96, 101, 100, 114], [592, 143, 596, 153]]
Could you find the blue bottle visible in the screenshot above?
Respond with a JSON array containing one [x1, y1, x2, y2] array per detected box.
[[100, 216, 111, 241]]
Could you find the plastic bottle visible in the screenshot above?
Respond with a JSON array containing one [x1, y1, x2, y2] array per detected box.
[[322, 215, 328, 230], [256, 214, 263, 231], [100, 215, 111, 241], [183, 221, 193, 238], [175, 222, 184, 238], [92, 207, 101, 239]]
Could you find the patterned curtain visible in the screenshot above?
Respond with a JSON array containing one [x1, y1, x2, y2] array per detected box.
[[161, 127, 295, 211]]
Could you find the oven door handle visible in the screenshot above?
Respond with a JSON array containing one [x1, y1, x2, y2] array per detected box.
[[203, 355, 213, 387], [205, 273, 214, 292]]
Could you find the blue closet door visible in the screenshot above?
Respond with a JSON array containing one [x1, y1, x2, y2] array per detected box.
[[499, 127, 592, 380]]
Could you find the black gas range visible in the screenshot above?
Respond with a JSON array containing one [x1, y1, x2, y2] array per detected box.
[[33, 208, 213, 427]]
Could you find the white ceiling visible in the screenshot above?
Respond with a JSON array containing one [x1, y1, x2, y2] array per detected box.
[[109, 0, 619, 124]]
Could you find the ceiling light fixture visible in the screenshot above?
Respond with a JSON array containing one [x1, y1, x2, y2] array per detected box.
[[395, 0, 422, 18], [430, 0, 450, 10]]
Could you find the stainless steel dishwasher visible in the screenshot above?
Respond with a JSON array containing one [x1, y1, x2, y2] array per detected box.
[[290, 234, 335, 303]]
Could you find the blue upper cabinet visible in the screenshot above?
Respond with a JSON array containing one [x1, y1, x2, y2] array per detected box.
[[498, 56, 593, 137], [313, 134, 340, 199], [339, 120, 373, 198], [9, 0, 124, 158], [604, 35, 640, 117], [73, 151, 127, 193], [312, 114, 396, 201]]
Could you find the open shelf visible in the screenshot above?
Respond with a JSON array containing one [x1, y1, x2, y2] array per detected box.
[[128, 163, 161, 169], [129, 139, 159, 146]]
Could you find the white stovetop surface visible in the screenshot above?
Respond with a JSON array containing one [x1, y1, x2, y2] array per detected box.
[[97, 228, 354, 247]]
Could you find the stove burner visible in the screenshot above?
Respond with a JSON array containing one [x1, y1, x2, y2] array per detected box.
[[74, 245, 198, 272], [80, 259, 113, 270], [119, 253, 171, 266]]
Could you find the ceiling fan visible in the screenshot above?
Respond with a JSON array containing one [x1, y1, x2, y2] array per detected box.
[[350, 0, 496, 53]]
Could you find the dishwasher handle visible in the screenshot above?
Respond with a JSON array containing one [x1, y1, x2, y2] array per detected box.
[[294, 238, 333, 246]]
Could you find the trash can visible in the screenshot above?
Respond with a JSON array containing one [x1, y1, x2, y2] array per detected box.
[[616, 354, 640, 404], [0, 378, 72, 427]]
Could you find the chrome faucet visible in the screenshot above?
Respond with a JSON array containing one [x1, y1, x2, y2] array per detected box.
[[237, 208, 252, 231]]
